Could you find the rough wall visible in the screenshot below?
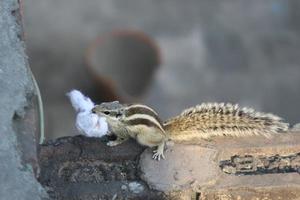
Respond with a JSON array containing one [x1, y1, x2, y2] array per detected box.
[[0, 0, 48, 199]]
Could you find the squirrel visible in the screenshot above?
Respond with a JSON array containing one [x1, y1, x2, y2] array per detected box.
[[92, 102, 289, 160]]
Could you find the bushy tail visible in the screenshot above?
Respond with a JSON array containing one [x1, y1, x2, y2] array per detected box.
[[164, 103, 289, 142]]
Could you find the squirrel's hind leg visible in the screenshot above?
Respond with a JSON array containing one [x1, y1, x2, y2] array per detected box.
[[135, 129, 166, 161]]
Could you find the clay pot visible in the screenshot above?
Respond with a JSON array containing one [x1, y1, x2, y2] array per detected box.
[[86, 30, 161, 102]]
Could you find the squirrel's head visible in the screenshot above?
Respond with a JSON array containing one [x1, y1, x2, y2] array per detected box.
[[92, 101, 165, 137], [91, 101, 126, 135]]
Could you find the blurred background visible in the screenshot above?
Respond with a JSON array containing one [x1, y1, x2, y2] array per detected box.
[[23, 0, 300, 140]]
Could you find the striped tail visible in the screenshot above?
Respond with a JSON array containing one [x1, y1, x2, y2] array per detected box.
[[164, 103, 289, 142]]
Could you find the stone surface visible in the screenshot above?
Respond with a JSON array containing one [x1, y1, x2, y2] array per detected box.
[[0, 0, 48, 199], [39, 133, 300, 199], [39, 136, 165, 199], [139, 144, 218, 191], [139, 132, 300, 197], [211, 132, 300, 191], [201, 187, 300, 200]]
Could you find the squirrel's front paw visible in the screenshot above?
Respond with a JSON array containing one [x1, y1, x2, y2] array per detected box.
[[152, 149, 165, 161]]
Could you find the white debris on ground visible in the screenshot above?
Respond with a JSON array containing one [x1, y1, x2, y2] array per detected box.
[[128, 182, 144, 194], [67, 89, 108, 137], [121, 185, 128, 191]]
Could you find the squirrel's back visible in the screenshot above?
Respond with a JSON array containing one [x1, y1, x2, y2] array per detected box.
[[164, 103, 289, 142]]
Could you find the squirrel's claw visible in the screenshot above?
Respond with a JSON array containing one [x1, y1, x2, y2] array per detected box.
[[152, 150, 165, 161]]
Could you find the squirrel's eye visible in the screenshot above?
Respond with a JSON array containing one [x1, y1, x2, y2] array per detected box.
[[116, 113, 122, 118], [103, 111, 110, 115]]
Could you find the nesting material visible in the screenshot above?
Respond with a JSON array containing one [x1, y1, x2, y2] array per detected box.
[[67, 90, 108, 137]]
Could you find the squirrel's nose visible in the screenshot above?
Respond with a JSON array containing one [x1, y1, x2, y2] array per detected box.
[[91, 108, 96, 114]]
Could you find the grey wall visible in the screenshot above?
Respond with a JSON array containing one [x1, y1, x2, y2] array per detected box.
[[0, 0, 48, 199], [23, 0, 300, 139]]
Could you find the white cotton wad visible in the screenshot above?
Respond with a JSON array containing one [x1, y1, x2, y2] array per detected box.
[[67, 89, 95, 113], [67, 89, 108, 137], [75, 112, 108, 137]]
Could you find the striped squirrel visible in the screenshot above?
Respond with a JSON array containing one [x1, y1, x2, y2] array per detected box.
[[92, 102, 289, 160]]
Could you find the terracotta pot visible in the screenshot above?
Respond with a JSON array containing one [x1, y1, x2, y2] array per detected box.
[[85, 30, 161, 102]]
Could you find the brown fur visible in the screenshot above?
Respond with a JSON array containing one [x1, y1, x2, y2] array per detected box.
[[164, 103, 289, 142], [125, 106, 163, 126], [94, 102, 289, 160]]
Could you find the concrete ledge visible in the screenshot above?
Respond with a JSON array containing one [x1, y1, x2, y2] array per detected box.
[[139, 144, 218, 191], [40, 132, 300, 199], [139, 132, 300, 199], [201, 186, 300, 200], [39, 136, 165, 199]]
